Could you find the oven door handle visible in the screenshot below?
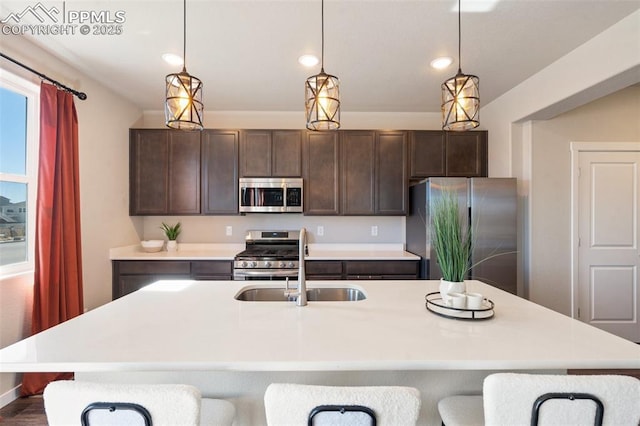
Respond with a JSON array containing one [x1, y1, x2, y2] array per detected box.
[[234, 269, 299, 278]]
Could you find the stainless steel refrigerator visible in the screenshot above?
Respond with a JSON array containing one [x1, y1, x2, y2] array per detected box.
[[406, 177, 517, 294]]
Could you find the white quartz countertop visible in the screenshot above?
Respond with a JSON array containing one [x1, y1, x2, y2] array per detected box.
[[109, 244, 244, 260], [110, 243, 419, 261], [1, 280, 638, 373], [306, 244, 420, 260]]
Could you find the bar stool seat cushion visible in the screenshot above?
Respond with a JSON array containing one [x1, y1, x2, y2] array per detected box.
[[437, 395, 483, 426]]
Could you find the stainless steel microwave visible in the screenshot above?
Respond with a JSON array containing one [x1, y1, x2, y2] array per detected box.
[[239, 178, 303, 213]]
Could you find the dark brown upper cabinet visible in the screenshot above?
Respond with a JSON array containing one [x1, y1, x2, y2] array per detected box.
[[303, 131, 340, 215], [239, 130, 302, 177], [341, 130, 407, 215], [341, 131, 376, 215], [410, 131, 446, 178], [409, 130, 487, 179], [445, 131, 488, 177], [130, 129, 201, 215], [376, 131, 408, 215], [201, 130, 239, 215]]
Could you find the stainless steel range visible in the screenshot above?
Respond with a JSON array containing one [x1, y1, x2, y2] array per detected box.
[[233, 230, 300, 280]]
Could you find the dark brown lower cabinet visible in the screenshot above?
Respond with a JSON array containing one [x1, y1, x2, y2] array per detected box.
[[306, 260, 419, 280], [305, 261, 344, 280], [112, 260, 233, 299]]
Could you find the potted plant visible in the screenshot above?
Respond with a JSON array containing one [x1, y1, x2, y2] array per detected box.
[[160, 222, 181, 252], [431, 191, 472, 303]]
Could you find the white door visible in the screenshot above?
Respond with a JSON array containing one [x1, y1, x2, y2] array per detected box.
[[578, 151, 640, 342]]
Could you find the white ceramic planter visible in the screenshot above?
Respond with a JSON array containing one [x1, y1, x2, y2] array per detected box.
[[439, 279, 466, 305], [166, 240, 178, 252]]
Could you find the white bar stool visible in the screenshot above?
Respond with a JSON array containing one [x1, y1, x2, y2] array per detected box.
[[43, 380, 235, 426], [264, 383, 421, 426], [438, 373, 640, 426]]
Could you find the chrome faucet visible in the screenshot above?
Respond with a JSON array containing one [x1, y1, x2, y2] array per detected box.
[[296, 227, 307, 306], [283, 228, 307, 305]]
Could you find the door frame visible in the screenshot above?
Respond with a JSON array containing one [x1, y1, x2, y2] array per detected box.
[[570, 141, 640, 319]]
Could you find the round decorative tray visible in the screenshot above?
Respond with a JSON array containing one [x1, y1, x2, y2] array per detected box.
[[425, 292, 495, 320]]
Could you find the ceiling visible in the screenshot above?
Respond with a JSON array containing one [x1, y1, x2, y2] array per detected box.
[[2, 0, 639, 114]]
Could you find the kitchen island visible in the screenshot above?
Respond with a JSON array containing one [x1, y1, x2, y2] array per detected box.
[[1, 280, 638, 425]]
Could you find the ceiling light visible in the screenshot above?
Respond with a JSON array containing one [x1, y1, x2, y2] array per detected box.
[[305, 0, 340, 131], [162, 53, 184, 67], [441, 0, 480, 131], [298, 55, 319, 67], [430, 57, 453, 70], [165, 0, 203, 131]]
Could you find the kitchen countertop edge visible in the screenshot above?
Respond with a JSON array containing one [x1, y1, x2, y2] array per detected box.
[[110, 243, 420, 261]]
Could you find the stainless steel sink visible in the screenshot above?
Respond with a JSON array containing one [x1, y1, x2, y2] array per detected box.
[[234, 286, 366, 302]]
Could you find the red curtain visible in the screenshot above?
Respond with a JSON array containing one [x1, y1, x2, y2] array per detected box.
[[21, 83, 84, 396]]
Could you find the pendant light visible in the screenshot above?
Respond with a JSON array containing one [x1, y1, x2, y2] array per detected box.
[[165, 0, 203, 131], [441, 0, 479, 131], [305, 0, 340, 131]]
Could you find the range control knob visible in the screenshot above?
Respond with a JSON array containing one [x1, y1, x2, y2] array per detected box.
[[241, 261, 248, 268], [288, 262, 295, 268], [264, 261, 272, 268], [249, 261, 258, 268], [279, 261, 286, 268]]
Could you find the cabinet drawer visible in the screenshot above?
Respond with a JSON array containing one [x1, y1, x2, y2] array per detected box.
[[345, 261, 418, 276], [307, 275, 343, 280], [117, 261, 191, 275], [305, 261, 343, 275], [191, 260, 233, 276]]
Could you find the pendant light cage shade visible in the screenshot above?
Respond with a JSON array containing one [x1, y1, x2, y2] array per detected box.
[[441, 72, 480, 131], [305, 71, 341, 131], [165, 70, 204, 131]]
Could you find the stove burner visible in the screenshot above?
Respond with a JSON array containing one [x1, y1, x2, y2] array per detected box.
[[233, 230, 301, 276], [235, 247, 298, 260]]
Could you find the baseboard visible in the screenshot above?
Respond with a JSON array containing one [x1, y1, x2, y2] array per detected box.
[[0, 385, 21, 409]]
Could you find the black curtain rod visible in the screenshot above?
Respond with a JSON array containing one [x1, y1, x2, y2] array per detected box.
[[0, 52, 87, 100]]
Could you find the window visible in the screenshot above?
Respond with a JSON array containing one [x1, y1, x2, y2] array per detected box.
[[0, 71, 39, 276]]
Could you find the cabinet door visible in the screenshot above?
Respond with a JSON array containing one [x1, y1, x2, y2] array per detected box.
[[202, 130, 239, 214], [303, 131, 340, 215], [376, 131, 407, 215], [168, 131, 201, 214], [272, 130, 302, 177], [240, 130, 271, 176], [345, 260, 419, 277], [445, 131, 488, 177], [341, 131, 375, 215], [410, 131, 445, 178], [130, 129, 169, 215], [191, 260, 233, 280], [130, 129, 200, 215], [112, 260, 192, 299]]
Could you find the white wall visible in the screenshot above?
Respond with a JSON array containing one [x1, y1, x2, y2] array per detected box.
[[0, 36, 143, 403], [529, 86, 640, 315], [481, 10, 640, 312], [142, 215, 405, 245]]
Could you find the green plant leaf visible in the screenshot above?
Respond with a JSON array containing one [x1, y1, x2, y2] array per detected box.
[[160, 222, 181, 240], [431, 190, 472, 282]]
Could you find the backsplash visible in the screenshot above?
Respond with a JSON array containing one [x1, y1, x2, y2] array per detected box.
[[141, 215, 405, 244]]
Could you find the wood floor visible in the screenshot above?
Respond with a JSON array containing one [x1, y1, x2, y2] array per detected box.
[[1, 370, 638, 425], [0, 396, 45, 425]]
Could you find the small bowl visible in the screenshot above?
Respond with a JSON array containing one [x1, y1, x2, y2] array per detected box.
[[140, 240, 164, 253]]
